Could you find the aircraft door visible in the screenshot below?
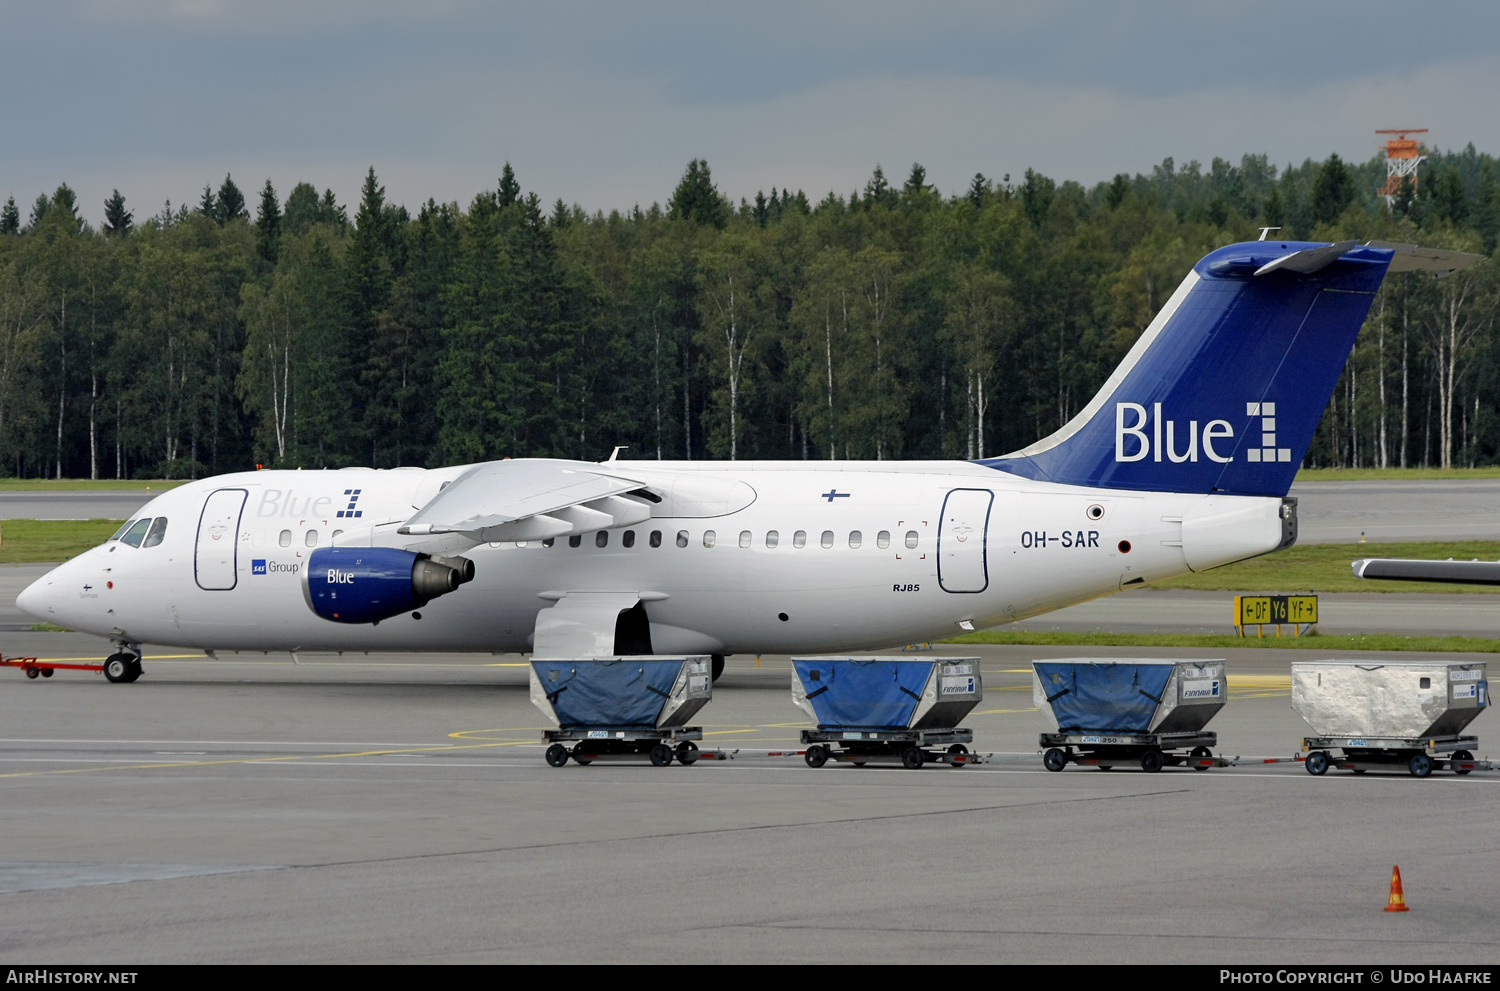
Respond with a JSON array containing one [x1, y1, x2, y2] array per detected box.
[[938, 488, 992, 593], [195, 488, 248, 591]]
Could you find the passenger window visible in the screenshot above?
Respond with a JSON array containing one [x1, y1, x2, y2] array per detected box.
[[569, 535, 582, 548], [279, 529, 292, 547], [1420, 677, 1432, 689], [143, 517, 169, 548], [650, 530, 662, 548], [623, 530, 636, 549], [699, 530, 712, 548], [305, 529, 318, 548], [766, 530, 779, 548], [120, 518, 152, 548], [877, 530, 890, 549], [848, 531, 862, 549], [110, 520, 137, 541], [595, 531, 609, 548], [332, 530, 344, 542], [820, 530, 834, 548], [793, 530, 807, 548], [905, 530, 919, 549], [542, 538, 554, 547], [739, 530, 752, 548]]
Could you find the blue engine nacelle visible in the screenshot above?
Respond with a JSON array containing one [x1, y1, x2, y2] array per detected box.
[[303, 547, 475, 624]]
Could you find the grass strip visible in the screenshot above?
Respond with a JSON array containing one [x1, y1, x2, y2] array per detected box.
[[0, 519, 125, 563], [1152, 539, 1500, 594], [0, 479, 182, 491], [946, 630, 1500, 653]]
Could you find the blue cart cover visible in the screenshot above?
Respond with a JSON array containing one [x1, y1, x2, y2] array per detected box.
[[532, 659, 681, 728], [1034, 661, 1174, 733], [793, 659, 933, 729]]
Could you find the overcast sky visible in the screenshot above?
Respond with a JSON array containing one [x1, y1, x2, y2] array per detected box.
[[3, 0, 1498, 225]]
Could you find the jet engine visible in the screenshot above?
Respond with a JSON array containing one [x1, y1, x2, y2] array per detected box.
[[303, 547, 475, 624]]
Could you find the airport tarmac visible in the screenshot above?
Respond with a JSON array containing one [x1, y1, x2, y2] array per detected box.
[[0, 644, 1498, 964], [7, 476, 1500, 545]]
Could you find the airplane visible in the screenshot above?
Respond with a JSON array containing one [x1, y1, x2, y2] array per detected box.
[[16, 238, 1482, 684]]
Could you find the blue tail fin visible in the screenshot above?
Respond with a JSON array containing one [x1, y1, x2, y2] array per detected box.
[[982, 240, 1395, 497]]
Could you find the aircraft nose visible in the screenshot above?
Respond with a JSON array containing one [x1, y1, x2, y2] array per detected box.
[[16, 572, 57, 619]]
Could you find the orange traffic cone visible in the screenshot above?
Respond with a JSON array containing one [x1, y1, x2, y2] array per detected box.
[[1384, 865, 1410, 912]]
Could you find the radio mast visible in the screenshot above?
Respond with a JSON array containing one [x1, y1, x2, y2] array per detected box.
[[1376, 129, 1428, 207]]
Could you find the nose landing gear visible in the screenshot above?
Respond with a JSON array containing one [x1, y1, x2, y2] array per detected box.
[[103, 650, 143, 684]]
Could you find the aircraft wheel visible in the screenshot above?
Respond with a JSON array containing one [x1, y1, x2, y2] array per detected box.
[[675, 742, 700, 766], [544, 743, 569, 768], [1408, 753, 1433, 778], [803, 745, 828, 768], [648, 743, 674, 767], [1304, 751, 1329, 776], [900, 747, 925, 770], [1043, 748, 1068, 772], [1140, 750, 1165, 773], [104, 654, 133, 683], [1452, 749, 1474, 775]]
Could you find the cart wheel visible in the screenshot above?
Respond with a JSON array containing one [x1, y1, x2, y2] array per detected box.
[[675, 742, 700, 766], [851, 758, 868, 767], [1043, 748, 1068, 772], [1140, 750, 1165, 773], [1408, 753, 1433, 778], [1189, 745, 1212, 771], [544, 743, 569, 768], [1305, 751, 1329, 775], [946, 743, 969, 768], [40, 667, 53, 678], [103, 654, 132, 684], [900, 747, 925, 770], [649, 743, 674, 767], [1351, 768, 1367, 774], [1452, 749, 1474, 775], [1095, 762, 1113, 771], [804, 745, 828, 769], [569, 743, 593, 766], [24, 666, 39, 679]]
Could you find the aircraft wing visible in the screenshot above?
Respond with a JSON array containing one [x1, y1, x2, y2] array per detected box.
[[399, 459, 658, 543], [1351, 558, 1500, 585], [1365, 241, 1486, 277]]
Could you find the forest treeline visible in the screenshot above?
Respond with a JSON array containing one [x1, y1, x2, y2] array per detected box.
[[0, 147, 1497, 479]]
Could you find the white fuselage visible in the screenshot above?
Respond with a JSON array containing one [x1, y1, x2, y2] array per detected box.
[[17, 461, 1285, 656]]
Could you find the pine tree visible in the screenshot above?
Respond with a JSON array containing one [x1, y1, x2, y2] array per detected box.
[[498, 163, 521, 207], [198, 184, 217, 217], [1310, 153, 1354, 226], [668, 159, 728, 228], [216, 174, 247, 223], [0, 196, 19, 234], [319, 189, 347, 229], [1105, 173, 1129, 210], [282, 182, 320, 235], [903, 163, 927, 198], [255, 180, 281, 263], [550, 197, 569, 228], [968, 173, 989, 208], [753, 190, 769, 227], [102, 189, 132, 237]]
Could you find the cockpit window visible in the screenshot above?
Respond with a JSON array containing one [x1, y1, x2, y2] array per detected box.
[[120, 518, 152, 548], [110, 520, 137, 541], [143, 517, 168, 548]]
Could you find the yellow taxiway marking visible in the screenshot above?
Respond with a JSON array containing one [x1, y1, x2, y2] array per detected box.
[[0, 738, 537, 780], [448, 727, 551, 740], [29, 654, 204, 663]]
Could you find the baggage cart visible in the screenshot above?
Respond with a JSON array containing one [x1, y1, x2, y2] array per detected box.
[[1033, 659, 1228, 772], [529, 656, 714, 767], [791, 656, 985, 769], [0, 654, 104, 679], [1292, 661, 1489, 777]]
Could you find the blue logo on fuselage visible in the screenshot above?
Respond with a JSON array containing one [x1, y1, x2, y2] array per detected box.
[[337, 489, 363, 519], [252, 559, 267, 575]]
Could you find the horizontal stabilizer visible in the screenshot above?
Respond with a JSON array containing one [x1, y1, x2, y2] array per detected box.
[[1365, 241, 1485, 277], [1352, 558, 1500, 585], [1253, 241, 1359, 276]]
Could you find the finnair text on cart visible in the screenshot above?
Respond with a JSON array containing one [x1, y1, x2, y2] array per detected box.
[[15, 239, 1481, 684]]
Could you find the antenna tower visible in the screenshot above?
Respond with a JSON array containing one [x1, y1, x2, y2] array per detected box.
[[1376, 129, 1427, 207]]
